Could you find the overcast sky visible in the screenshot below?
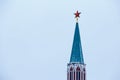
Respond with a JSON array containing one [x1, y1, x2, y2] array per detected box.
[[0, 0, 120, 80]]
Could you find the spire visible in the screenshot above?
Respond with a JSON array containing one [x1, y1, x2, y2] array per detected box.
[[70, 11, 84, 64]]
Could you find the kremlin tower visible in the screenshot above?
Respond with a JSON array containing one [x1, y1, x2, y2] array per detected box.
[[67, 11, 86, 80]]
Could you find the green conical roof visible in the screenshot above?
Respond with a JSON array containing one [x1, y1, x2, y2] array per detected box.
[[70, 22, 84, 64]]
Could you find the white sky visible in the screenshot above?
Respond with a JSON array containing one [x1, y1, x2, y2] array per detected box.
[[0, 0, 120, 80]]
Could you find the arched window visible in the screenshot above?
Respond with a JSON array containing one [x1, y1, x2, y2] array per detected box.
[[81, 72, 83, 80], [76, 67, 80, 80], [70, 67, 73, 80], [67, 72, 69, 80], [74, 71, 75, 80], [84, 73, 86, 80], [83, 68, 86, 80]]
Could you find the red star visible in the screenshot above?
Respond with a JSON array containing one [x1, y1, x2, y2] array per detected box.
[[74, 11, 81, 18]]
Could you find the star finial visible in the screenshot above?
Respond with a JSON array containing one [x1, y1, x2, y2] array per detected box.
[[74, 11, 81, 22]]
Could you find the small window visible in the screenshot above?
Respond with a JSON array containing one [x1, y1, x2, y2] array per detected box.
[[83, 68, 85, 72], [76, 67, 80, 71], [70, 67, 73, 71]]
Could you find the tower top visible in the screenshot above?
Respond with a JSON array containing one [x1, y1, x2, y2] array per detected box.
[[74, 11, 81, 22], [70, 11, 84, 64]]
